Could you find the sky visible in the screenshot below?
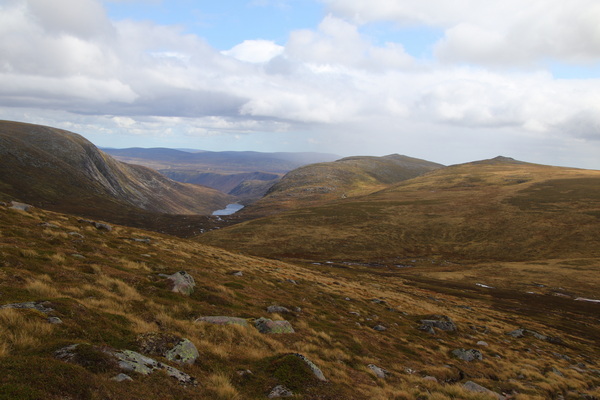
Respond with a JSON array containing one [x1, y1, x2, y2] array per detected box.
[[1, 0, 600, 168]]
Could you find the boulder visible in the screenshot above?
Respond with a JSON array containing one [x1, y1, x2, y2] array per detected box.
[[112, 373, 133, 382], [10, 201, 33, 212], [268, 385, 294, 398], [165, 339, 199, 365], [506, 328, 562, 344], [162, 271, 195, 296], [368, 364, 388, 379], [373, 325, 387, 331], [255, 317, 295, 334], [451, 348, 483, 362], [79, 219, 112, 231], [463, 381, 505, 399], [419, 315, 457, 334], [195, 316, 249, 327], [293, 353, 327, 382]]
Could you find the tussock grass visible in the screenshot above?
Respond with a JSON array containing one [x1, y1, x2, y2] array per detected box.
[[206, 372, 242, 400], [0, 308, 54, 354]]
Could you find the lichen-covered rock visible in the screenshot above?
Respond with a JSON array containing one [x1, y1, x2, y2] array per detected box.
[[255, 317, 295, 334], [293, 353, 327, 381], [419, 315, 457, 334], [137, 332, 199, 365], [162, 271, 195, 296], [451, 348, 483, 362], [165, 339, 199, 365], [195, 316, 249, 327], [111, 349, 196, 385]]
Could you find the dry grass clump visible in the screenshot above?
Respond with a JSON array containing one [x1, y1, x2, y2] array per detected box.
[[48, 252, 66, 265], [19, 248, 38, 258], [25, 276, 61, 298], [0, 308, 54, 354]]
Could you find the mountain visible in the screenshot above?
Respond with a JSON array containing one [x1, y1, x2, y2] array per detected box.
[[235, 154, 444, 218], [1, 199, 598, 400], [0, 121, 233, 227], [102, 147, 340, 196], [198, 156, 600, 263]]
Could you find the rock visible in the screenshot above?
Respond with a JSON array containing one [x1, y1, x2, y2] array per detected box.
[[463, 381, 505, 400], [371, 298, 387, 304], [195, 316, 249, 327], [48, 317, 63, 324], [162, 271, 195, 296], [506, 328, 562, 344], [10, 201, 33, 212], [293, 353, 327, 381], [1, 301, 54, 314], [349, 311, 361, 316], [419, 315, 457, 334], [423, 376, 438, 382], [268, 385, 294, 398], [550, 367, 564, 377], [40, 222, 59, 228], [137, 332, 199, 365], [373, 325, 387, 332], [112, 373, 133, 382], [79, 219, 113, 231], [451, 348, 483, 362], [71, 254, 86, 259], [69, 232, 84, 239], [236, 369, 253, 376], [286, 279, 298, 285], [254, 317, 295, 334], [0, 202, 7, 207], [165, 339, 199, 365], [230, 271, 243, 276], [367, 364, 388, 379], [477, 341, 489, 347], [266, 305, 291, 314], [111, 349, 196, 385]]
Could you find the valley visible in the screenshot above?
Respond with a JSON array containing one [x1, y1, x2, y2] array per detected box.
[[0, 121, 598, 399]]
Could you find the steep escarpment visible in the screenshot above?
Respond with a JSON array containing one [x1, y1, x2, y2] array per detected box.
[[0, 120, 232, 219]]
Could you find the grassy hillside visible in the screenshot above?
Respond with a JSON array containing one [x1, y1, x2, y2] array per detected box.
[[0, 121, 233, 230], [1, 204, 598, 399], [199, 157, 600, 263], [237, 154, 443, 218]]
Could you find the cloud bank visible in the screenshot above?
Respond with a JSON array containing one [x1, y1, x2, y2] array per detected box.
[[0, 0, 599, 168]]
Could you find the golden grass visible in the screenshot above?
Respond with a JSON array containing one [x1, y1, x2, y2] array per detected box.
[[206, 372, 242, 400], [0, 308, 54, 354], [19, 248, 38, 258], [25, 278, 61, 298]]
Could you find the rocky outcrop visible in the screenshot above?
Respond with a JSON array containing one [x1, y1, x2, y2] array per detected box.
[[1, 301, 54, 313], [10, 201, 33, 212], [195, 316, 249, 327], [54, 344, 196, 384], [255, 317, 295, 334], [506, 328, 563, 344], [418, 315, 457, 334], [268, 385, 294, 398]]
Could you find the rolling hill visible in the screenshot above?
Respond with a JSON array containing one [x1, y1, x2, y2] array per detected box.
[[0, 121, 233, 233], [198, 157, 600, 263], [236, 154, 443, 218]]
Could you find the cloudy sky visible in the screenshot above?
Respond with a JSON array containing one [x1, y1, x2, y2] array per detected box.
[[1, 0, 600, 168]]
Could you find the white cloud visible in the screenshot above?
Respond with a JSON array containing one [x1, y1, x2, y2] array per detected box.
[[222, 40, 284, 63], [0, 0, 600, 168], [322, 0, 600, 66]]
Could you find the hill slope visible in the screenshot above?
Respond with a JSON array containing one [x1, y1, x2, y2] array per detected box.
[[198, 157, 600, 263], [237, 154, 443, 218], [0, 120, 232, 226], [0, 202, 598, 399]]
